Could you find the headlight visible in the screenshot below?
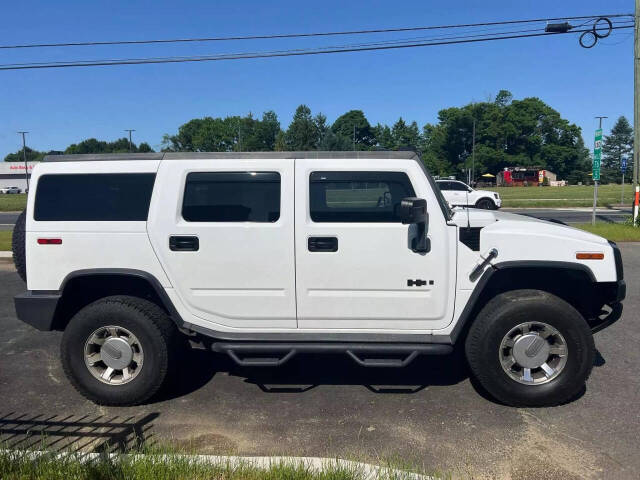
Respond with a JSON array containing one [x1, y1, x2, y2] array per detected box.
[[494, 193, 499, 199]]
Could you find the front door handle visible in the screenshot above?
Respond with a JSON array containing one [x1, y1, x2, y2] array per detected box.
[[170, 235, 199, 251], [308, 236, 338, 252]]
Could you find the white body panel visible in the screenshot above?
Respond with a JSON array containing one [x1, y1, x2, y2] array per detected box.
[[147, 159, 297, 330], [25, 161, 170, 291], [294, 158, 457, 331]]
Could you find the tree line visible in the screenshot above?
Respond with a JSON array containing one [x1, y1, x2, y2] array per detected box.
[[4, 90, 633, 184], [3, 138, 153, 163]]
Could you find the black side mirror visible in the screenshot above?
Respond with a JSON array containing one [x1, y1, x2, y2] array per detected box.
[[399, 197, 427, 224], [399, 197, 430, 253]]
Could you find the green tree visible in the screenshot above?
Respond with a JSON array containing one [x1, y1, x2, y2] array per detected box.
[[284, 105, 319, 150], [162, 112, 282, 152], [4, 147, 46, 162], [391, 118, 420, 151], [602, 116, 633, 183], [420, 91, 590, 182], [331, 110, 374, 150], [65, 137, 154, 154]]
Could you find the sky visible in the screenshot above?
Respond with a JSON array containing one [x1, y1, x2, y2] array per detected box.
[[0, 0, 634, 158]]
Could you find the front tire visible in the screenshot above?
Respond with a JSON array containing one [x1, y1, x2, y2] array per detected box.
[[465, 289, 595, 407], [61, 296, 178, 406], [475, 198, 495, 210]]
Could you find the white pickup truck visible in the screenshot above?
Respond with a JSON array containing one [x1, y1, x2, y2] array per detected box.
[[13, 151, 624, 407]]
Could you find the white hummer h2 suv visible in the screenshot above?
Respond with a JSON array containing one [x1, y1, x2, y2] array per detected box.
[[13, 152, 625, 407]]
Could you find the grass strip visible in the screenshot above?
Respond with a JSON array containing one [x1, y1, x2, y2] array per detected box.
[[0, 230, 11, 251], [573, 223, 640, 242], [0, 194, 26, 212], [0, 448, 437, 480]]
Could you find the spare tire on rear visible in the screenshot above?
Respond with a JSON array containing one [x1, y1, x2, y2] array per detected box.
[[12, 209, 27, 282]]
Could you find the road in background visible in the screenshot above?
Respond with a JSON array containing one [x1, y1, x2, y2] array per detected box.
[[503, 207, 631, 224], [0, 245, 638, 479], [0, 212, 18, 231]]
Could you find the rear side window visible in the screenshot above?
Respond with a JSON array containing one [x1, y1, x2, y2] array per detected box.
[[182, 172, 280, 222], [309, 171, 415, 223], [34, 173, 155, 221], [451, 182, 469, 191]]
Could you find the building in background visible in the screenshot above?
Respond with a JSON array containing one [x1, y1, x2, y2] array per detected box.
[[0, 162, 37, 191], [496, 167, 558, 187]]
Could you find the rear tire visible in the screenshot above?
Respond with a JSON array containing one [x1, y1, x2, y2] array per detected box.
[[465, 289, 595, 407], [12, 209, 27, 282], [61, 296, 178, 406]]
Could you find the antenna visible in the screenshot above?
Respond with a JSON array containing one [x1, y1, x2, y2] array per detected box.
[[465, 186, 471, 229]]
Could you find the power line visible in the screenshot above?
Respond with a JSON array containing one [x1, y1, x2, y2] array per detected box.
[[0, 24, 632, 71], [5, 20, 632, 68], [0, 13, 632, 50]]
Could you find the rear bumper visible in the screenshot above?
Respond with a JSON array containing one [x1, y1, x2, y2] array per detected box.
[[14, 291, 61, 331]]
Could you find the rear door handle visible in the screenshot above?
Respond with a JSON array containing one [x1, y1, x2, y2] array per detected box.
[[169, 235, 199, 251], [308, 236, 338, 252]]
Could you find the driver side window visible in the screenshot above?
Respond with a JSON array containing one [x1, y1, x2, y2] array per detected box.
[[309, 171, 415, 222]]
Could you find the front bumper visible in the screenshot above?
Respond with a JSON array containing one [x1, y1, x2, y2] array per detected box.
[[589, 241, 625, 333], [14, 291, 61, 331]]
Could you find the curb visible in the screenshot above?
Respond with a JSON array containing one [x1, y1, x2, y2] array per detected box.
[[0, 251, 12, 258], [1, 450, 433, 480]]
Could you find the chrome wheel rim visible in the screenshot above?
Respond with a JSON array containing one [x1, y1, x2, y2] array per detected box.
[[84, 326, 144, 385], [499, 322, 568, 385]]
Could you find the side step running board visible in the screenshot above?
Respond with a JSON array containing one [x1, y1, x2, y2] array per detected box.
[[210, 342, 453, 368]]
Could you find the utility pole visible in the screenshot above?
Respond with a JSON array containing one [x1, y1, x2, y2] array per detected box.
[[353, 125, 356, 151], [593, 116, 607, 225], [125, 129, 135, 152], [634, 0, 640, 225], [471, 119, 476, 187], [17, 131, 29, 192]]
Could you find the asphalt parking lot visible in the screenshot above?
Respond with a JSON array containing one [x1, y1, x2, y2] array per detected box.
[[0, 245, 638, 479]]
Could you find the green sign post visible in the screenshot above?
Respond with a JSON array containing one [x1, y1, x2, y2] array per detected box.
[[593, 129, 602, 180], [592, 128, 603, 225]]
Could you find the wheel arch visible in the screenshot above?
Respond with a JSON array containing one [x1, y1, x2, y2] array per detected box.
[[474, 196, 496, 208], [52, 269, 184, 331], [450, 261, 602, 344]]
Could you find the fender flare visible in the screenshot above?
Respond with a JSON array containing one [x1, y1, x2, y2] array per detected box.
[[448, 261, 596, 344], [58, 268, 186, 327]]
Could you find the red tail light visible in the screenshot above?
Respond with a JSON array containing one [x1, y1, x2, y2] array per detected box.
[[37, 238, 62, 245]]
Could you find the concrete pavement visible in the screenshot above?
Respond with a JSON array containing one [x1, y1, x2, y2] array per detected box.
[[0, 244, 638, 479]]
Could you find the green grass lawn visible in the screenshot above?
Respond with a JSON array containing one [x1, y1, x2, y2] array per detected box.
[[0, 194, 26, 212], [0, 230, 11, 251], [573, 223, 640, 242], [496, 184, 633, 208], [0, 448, 434, 480]]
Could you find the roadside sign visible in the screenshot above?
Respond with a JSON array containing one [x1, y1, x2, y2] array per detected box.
[[622, 156, 627, 171], [593, 129, 602, 181]]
